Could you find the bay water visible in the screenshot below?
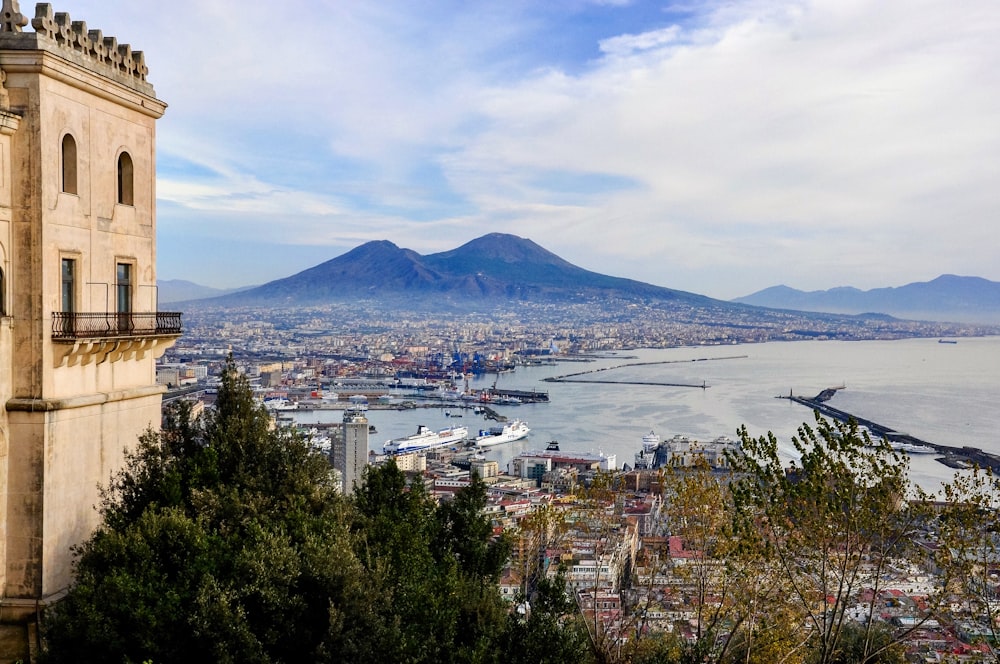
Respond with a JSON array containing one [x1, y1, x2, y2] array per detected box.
[[295, 336, 1000, 493]]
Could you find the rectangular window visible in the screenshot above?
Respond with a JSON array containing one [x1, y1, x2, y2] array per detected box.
[[61, 258, 75, 312], [116, 262, 132, 313], [116, 262, 133, 334]]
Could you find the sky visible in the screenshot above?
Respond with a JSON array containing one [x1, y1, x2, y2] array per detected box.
[[59, 0, 1000, 300]]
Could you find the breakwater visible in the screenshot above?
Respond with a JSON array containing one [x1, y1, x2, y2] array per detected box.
[[783, 391, 1000, 473], [546, 378, 708, 388], [543, 355, 747, 387]]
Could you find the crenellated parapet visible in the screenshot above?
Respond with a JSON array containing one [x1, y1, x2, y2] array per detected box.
[[30, 5, 148, 81], [0, 0, 153, 94]]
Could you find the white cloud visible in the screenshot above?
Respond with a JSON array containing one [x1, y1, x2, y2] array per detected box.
[[66, 0, 1000, 297], [599, 25, 683, 55]]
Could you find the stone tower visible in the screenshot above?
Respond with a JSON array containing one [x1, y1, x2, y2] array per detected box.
[[0, 0, 180, 639]]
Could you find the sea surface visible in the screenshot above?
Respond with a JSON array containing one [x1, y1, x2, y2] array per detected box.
[[294, 336, 1000, 494]]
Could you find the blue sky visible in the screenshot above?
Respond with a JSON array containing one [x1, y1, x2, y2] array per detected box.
[[61, 0, 1000, 299]]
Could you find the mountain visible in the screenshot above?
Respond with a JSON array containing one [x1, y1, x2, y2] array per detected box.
[[204, 233, 720, 310], [158, 279, 253, 304], [733, 275, 1000, 324]]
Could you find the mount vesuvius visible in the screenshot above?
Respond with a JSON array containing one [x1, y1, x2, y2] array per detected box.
[[200, 233, 722, 311]]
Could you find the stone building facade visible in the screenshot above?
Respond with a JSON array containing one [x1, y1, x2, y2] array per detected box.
[[0, 0, 179, 644]]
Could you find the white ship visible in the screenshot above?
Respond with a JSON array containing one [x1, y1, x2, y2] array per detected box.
[[641, 431, 660, 452], [635, 431, 661, 469], [264, 397, 298, 411], [474, 420, 530, 448], [383, 425, 469, 455]]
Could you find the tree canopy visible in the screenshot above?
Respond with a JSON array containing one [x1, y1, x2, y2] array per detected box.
[[40, 358, 522, 664]]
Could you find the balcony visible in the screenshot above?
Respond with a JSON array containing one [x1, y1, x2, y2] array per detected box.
[[51, 311, 182, 341], [50, 312, 182, 367]]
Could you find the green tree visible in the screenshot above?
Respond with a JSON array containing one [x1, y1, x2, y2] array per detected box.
[[351, 462, 512, 664], [500, 570, 592, 664], [729, 415, 931, 664], [936, 466, 1000, 659], [650, 459, 803, 664], [42, 358, 376, 663], [436, 473, 512, 583]]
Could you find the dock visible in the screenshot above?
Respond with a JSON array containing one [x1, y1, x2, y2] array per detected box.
[[485, 388, 549, 403], [782, 390, 1000, 473]]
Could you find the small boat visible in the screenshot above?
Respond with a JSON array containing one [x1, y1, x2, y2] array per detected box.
[[546, 440, 560, 451], [888, 442, 936, 454]]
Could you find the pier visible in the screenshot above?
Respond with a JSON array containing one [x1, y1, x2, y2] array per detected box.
[[782, 390, 1000, 473], [485, 388, 549, 403]]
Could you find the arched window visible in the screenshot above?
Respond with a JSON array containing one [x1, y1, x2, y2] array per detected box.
[[117, 151, 133, 205], [62, 133, 77, 194]]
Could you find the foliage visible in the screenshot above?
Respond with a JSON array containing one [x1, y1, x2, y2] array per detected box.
[[813, 622, 906, 664], [350, 462, 512, 664], [40, 358, 524, 664], [42, 358, 375, 663], [728, 415, 931, 664], [936, 466, 1000, 658], [500, 571, 592, 664]]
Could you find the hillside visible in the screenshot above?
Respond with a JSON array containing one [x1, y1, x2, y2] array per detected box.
[[734, 275, 1000, 324]]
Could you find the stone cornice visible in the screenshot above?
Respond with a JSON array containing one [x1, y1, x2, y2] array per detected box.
[[0, 49, 166, 118], [6, 383, 166, 412]]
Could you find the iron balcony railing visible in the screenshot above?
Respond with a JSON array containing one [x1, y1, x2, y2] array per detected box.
[[51, 311, 182, 341]]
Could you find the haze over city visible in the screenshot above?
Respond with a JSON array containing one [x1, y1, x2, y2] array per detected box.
[[70, 0, 1000, 300]]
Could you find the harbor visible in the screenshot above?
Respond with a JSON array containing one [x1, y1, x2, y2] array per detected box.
[[260, 338, 999, 492]]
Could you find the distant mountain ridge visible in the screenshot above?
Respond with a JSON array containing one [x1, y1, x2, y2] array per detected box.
[[158, 279, 253, 304], [200, 233, 721, 310], [733, 275, 1000, 324]]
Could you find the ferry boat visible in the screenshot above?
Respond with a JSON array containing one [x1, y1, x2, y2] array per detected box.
[[641, 430, 661, 452], [474, 420, 530, 448], [383, 425, 469, 455]]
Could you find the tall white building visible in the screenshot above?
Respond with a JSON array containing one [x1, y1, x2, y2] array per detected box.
[[336, 409, 369, 494]]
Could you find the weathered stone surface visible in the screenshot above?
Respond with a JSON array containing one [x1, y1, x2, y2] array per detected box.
[[0, 5, 176, 656]]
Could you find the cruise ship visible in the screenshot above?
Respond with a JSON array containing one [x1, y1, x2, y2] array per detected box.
[[474, 420, 530, 448], [383, 425, 469, 455]]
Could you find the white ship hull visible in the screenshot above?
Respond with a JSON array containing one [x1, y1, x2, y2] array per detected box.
[[475, 420, 530, 447], [383, 425, 469, 455]]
